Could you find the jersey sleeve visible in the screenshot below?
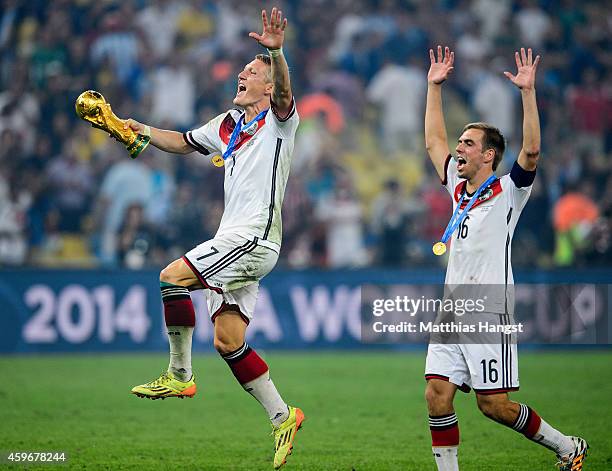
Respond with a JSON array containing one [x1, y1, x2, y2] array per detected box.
[[183, 112, 227, 156], [441, 154, 460, 196], [266, 97, 299, 139], [503, 160, 536, 212]]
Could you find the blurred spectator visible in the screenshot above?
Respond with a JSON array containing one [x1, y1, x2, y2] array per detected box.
[[46, 139, 94, 232], [90, 11, 144, 87], [385, 12, 429, 63], [135, 0, 184, 61], [285, 173, 326, 269], [338, 32, 385, 83], [471, 0, 511, 41], [472, 57, 517, 142], [176, 0, 216, 47], [455, 20, 490, 64], [513, 173, 554, 266], [552, 185, 599, 266], [328, 2, 367, 62], [370, 180, 411, 266], [29, 25, 67, 89], [312, 65, 365, 119], [0, 78, 39, 153], [0, 173, 30, 265], [566, 67, 611, 159], [306, 157, 339, 205], [143, 150, 176, 227], [515, 0, 551, 48], [149, 54, 196, 128], [316, 175, 368, 268], [166, 181, 207, 254], [585, 174, 612, 265], [367, 56, 426, 154], [117, 203, 154, 269], [96, 158, 153, 265], [0, 0, 20, 51]]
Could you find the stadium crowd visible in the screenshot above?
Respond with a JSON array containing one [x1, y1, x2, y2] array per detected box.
[[0, 0, 610, 269]]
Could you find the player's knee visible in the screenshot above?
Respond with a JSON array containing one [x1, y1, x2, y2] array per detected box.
[[425, 381, 453, 413], [159, 265, 175, 284], [160, 260, 183, 285], [213, 335, 243, 355]]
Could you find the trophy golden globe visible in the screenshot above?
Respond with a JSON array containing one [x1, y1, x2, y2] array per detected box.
[[75, 90, 150, 159]]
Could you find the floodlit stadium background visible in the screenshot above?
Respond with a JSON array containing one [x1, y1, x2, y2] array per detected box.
[[0, 0, 609, 271], [0, 1, 610, 469]]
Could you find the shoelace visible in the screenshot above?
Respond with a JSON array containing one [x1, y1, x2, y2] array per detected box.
[[145, 372, 170, 387]]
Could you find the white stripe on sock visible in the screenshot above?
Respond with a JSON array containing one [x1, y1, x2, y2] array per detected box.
[[223, 343, 249, 360]]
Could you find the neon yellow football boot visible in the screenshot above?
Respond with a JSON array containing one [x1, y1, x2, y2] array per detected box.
[[131, 371, 196, 400], [273, 406, 305, 469]]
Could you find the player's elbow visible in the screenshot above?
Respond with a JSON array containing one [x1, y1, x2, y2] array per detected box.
[[523, 147, 540, 160], [175, 136, 194, 155], [179, 143, 194, 155], [520, 148, 540, 171], [425, 138, 436, 152]]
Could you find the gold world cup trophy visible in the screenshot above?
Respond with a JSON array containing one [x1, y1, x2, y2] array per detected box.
[[75, 90, 150, 159]]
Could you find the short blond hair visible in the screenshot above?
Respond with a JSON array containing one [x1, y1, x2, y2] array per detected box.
[[255, 54, 272, 83]]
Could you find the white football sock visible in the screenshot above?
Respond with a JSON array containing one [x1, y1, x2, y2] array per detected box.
[[242, 371, 289, 427], [432, 447, 459, 471], [533, 419, 574, 456], [167, 326, 193, 381]]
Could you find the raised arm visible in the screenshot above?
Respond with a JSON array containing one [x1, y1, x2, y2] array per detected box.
[[123, 120, 193, 155], [425, 46, 454, 180], [504, 48, 541, 171], [249, 7, 293, 117]]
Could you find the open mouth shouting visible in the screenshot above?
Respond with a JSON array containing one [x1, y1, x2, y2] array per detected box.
[[456, 155, 467, 172], [236, 82, 247, 98]]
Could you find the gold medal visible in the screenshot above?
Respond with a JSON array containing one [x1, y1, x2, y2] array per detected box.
[[432, 242, 447, 256], [211, 155, 224, 167]]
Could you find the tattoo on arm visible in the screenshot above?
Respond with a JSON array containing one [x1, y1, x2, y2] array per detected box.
[[270, 53, 292, 108]]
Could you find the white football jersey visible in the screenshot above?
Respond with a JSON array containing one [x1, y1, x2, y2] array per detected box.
[[183, 100, 299, 252], [441, 155, 535, 313]]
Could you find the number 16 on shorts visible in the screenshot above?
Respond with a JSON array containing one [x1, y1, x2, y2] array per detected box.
[[472, 342, 520, 393], [425, 342, 519, 394]]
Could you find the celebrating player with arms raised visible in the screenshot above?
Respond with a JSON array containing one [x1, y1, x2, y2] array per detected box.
[[126, 8, 303, 469], [423, 46, 588, 470]]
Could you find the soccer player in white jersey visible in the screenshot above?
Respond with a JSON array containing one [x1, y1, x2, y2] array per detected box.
[[423, 46, 588, 471], [124, 8, 303, 469]]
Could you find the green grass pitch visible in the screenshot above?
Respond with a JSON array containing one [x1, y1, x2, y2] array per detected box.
[[0, 351, 610, 470]]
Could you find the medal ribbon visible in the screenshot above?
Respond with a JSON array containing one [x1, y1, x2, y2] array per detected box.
[[439, 174, 497, 243], [222, 109, 268, 161]]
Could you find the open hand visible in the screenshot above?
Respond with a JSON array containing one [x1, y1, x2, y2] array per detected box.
[[249, 7, 286, 50], [504, 48, 540, 90], [428, 46, 454, 84]]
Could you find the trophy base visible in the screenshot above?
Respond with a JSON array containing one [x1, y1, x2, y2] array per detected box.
[[127, 134, 151, 159]]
